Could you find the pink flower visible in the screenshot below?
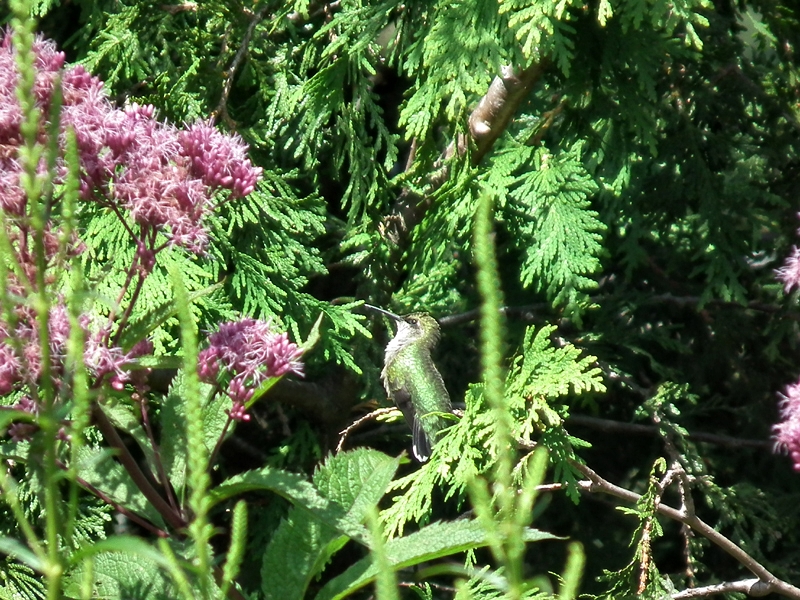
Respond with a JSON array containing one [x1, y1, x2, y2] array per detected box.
[[0, 303, 153, 397], [0, 341, 20, 396], [198, 319, 304, 421], [82, 324, 154, 391], [7, 396, 40, 442], [778, 246, 800, 293], [1, 31, 262, 255], [179, 123, 263, 198], [774, 382, 800, 472]]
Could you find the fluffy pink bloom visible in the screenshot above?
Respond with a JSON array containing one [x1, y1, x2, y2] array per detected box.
[[0, 304, 151, 398], [179, 123, 263, 198], [0, 340, 20, 396], [778, 246, 800, 293], [774, 382, 800, 472], [198, 319, 304, 421], [7, 396, 40, 442], [0, 31, 262, 254]]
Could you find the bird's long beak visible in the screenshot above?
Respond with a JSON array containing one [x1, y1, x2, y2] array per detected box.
[[363, 303, 402, 322]]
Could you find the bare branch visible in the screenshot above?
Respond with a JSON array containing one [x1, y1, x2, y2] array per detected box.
[[567, 414, 771, 451], [214, 6, 270, 128], [672, 579, 772, 598], [572, 462, 800, 599], [468, 62, 550, 165], [383, 60, 549, 253], [336, 407, 399, 452]]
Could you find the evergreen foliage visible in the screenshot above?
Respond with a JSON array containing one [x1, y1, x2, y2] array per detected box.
[[2, 0, 800, 598]]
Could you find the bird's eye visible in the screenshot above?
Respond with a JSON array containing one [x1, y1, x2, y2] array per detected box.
[[408, 318, 418, 325]]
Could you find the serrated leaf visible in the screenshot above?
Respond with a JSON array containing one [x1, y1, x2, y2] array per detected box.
[[314, 521, 559, 600], [63, 543, 174, 600], [260, 450, 398, 600], [313, 448, 400, 521], [160, 372, 226, 499], [210, 466, 368, 545], [76, 446, 166, 529]]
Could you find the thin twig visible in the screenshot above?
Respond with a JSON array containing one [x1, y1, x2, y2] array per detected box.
[[567, 414, 771, 450], [572, 461, 800, 599], [91, 403, 187, 531], [214, 5, 270, 128], [336, 407, 400, 452], [671, 579, 772, 598], [383, 60, 549, 254]]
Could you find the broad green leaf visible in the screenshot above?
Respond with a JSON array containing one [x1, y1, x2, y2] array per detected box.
[[210, 466, 368, 544], [63, 545, 174, 600], [261, 512, 336, 600], [67, 535, 170, 568], [313, 448, 400, 521], [76, 446, 166, 529], [160, 372, 226, 499], [260, 450, 399, 600], [314, 521, 559, 600]]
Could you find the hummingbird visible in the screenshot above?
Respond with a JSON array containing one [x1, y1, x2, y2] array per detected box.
[[365, 305, 453, 462]]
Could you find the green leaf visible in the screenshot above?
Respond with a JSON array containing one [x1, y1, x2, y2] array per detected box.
[[313, 448, 400, 521], [67, 535, 170, 568], [76, 446, 166, 529], [314, 521, 559, 600], [210, 465, 369, 545], [63, 544, 174, 600], [260, 450, 400, 600], [260, 511, 338, 600], [301, 311, 325, 352], [160, 372, 226, 500]]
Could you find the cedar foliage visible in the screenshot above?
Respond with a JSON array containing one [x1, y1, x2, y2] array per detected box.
[[3, 0, 800, 598]]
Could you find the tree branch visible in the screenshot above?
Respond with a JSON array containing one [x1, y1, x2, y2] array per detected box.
[[384, 60, 549, 252], [468, 62, 550, 165], [567, 414, 771, 451], [214, 5, 270, 128], [671, 579, 772, 599], [572, 462, 800, 599]]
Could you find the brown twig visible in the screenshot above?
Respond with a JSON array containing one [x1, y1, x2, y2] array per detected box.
[[671, 579, 772, 598], [468, 62, 551, 165], [572, 461, 800, 599], [214, 5, 270, 128], [336, 407, 399, 452], [567, 414, 771, 451], [383, 59, 550, 254], [91, 403, 187, 531]]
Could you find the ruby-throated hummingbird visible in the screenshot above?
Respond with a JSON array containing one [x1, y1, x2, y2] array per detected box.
[[365, 305, 453, 462]]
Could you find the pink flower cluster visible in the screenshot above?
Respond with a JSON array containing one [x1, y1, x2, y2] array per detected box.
[[778, 246, 800, 293], [776, 219, 800, 470], [198, 319, 304, 421], [774, 383, 800, 472], [0, 32, 262, 254], [0, 303, 152, 399]]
